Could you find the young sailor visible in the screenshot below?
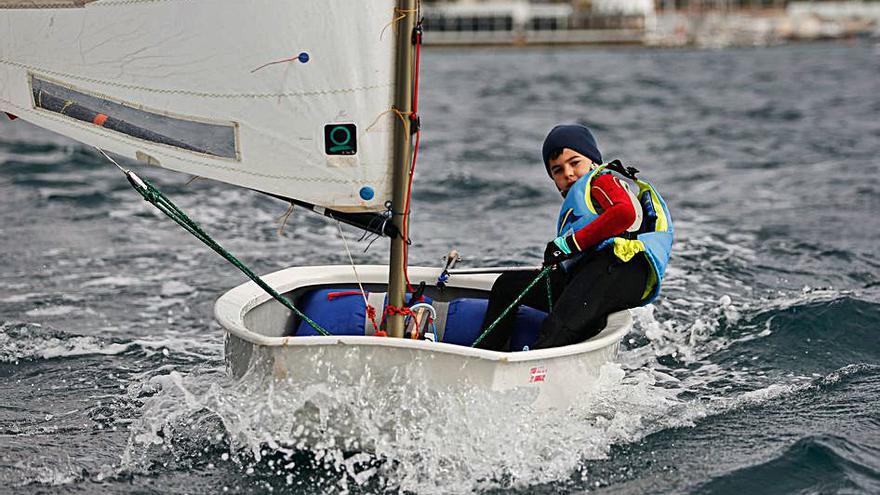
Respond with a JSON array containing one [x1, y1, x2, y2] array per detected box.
[[475, 124, 673, 351]]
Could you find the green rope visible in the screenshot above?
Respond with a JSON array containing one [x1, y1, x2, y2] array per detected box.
[[125, 173, 331, 337], [546, 271, 553, 313], [470, 266, 553, 348]]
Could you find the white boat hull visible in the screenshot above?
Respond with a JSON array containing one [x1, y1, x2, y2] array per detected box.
[[214, 265, 631, 410]]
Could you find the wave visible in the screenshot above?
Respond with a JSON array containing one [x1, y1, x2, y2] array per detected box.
[[710, 295, 880, 378], [557, 364, 880, 495], [695, 434, 880, 495]]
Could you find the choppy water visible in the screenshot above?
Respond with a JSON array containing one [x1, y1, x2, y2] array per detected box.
[[2, 41, 879, 494]]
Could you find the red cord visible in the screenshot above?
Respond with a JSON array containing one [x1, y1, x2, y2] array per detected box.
[[384, 305, 416, 319], [401, 24, 423, 293], [326, 290, 366, 301], [328, 291, 380, 333], [366, 304, 381, 334]]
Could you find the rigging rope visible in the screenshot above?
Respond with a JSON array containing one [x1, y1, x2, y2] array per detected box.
[[335, 220, 381, 334], [96, 148, 331, 337], [275, 202, 295, 235], [470, 267, 553, 348]]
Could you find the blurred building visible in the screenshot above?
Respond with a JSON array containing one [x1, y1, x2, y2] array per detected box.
[[419, 0, 879, 46], [421, 0, 651, 44]]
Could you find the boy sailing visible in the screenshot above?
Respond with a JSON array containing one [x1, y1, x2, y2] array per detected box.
[[475, 125, 673, 351]]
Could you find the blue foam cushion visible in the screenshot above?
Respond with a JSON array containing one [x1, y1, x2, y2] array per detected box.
[[441, 298, 487, 346], [509, 305, 547, 351], [442, 298, 548, 349], [295, 289, 365, 336]]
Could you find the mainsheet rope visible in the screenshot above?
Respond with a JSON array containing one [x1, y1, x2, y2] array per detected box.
[[96, 148, 332, 337]]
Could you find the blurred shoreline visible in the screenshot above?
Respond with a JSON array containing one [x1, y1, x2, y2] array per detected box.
[[421, 1, 879, 48]]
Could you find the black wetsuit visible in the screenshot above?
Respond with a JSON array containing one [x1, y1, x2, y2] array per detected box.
[[475, 249, 650, 352]]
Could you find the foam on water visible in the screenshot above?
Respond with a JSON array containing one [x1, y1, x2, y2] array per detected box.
[[0, 321, 221, 364], [119, 364, 688, 492], [0, 322, 132, 362], [23, 305, 82, 317], [119, 349, 857, 494]]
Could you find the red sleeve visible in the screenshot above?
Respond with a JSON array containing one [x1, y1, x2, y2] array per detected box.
[[570, 174, 637, 250]]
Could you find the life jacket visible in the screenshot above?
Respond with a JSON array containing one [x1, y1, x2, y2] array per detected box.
[[556, 163, 673, 305]]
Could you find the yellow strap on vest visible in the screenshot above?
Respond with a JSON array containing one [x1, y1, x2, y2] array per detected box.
[[584, 164, 608, 215], [611, 238, 656, 301], [558, 208, 575, 236], [611, 237, 645, 262]]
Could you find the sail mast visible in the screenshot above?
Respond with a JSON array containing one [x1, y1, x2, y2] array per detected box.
[[387, 0, 418, 338]]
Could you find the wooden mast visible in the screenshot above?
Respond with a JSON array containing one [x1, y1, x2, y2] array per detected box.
[[387, 0, 417, 338]]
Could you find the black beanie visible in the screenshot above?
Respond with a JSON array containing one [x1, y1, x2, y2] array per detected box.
[[541, 124, 602, 176]]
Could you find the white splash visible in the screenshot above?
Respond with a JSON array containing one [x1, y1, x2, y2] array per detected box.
[[122, 355, 720, 493], [0, 323, 132, 362]]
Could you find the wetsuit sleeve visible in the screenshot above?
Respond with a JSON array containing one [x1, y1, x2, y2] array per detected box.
[[568, 174, 636, 251]]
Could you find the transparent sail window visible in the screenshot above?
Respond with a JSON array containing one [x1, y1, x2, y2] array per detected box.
[[31, 76, 238, 159]]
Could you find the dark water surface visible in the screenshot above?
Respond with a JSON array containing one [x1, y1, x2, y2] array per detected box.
[[1, 42, 879, 494]]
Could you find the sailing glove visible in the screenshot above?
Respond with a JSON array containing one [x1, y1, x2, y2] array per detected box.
[[543, 235, 578, 267]]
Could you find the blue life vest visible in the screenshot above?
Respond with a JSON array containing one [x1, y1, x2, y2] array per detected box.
[[556, 164, 673, 304]]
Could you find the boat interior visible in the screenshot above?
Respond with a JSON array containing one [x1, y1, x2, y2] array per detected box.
[[245, 280, 547, 351]]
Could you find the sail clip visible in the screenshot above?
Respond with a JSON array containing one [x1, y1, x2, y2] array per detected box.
[[411, 23, 423, 45]]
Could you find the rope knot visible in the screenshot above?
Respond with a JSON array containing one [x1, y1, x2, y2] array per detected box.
[[384, 305, 415, 318], [366, 304, 380, 334]]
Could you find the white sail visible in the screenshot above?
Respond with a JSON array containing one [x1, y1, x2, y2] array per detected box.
[[0, 0, 398, 212]]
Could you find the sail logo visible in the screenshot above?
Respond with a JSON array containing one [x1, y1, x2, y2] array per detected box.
[[529, 366, 547, 383], [324, 123, 357, 156]]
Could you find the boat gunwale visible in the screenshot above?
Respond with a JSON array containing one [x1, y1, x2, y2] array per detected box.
[[214, 264, 631, 363]]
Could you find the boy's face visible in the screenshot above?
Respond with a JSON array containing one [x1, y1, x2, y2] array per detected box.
[[548, 148, 595, 195]]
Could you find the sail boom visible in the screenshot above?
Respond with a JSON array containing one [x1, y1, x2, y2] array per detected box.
[[261, 192, 398, 239]]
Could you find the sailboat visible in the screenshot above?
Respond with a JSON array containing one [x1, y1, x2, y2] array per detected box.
[[1, 0, 633, 411]]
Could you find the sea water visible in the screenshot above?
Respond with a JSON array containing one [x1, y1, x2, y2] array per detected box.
[[1, 41, 879, 494]]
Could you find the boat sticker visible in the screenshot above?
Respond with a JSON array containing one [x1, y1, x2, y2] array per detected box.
[[529, 366, 547, 383], [324, 123, 357, 156]]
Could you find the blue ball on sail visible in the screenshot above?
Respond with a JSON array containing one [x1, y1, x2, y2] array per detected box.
[[298, 52, 310, 63], [359, 186, 375, 201]]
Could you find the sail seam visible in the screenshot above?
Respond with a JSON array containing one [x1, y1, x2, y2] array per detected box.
[[0, 59, 391, 99], [1, 97, 387, 185]]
